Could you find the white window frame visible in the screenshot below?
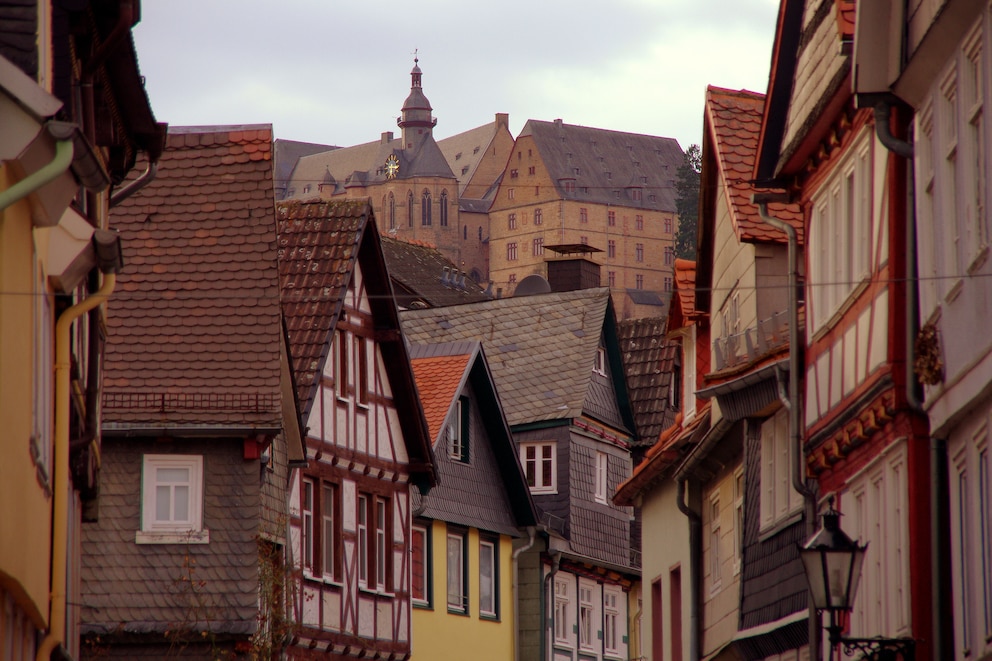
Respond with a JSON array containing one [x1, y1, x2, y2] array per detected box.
[[554, 576, 572, 646], [521, 441, 557, 494], [808, 130, 873, 332], [479, 539, 497, 617], [594, 346, 607, 375], [302, 478, 315, 573], [578, 580, 595, 650], [447, 531, 466, 612], [709, 494, 722, 591], [448, 397, 468, 462], [759, 408, 803, 531], [682, 327, 697, 419], [845, 441, 910, 639], [734, 467, 744, 575], [375, 496, 388, 592], [358, 494, 369, 587], [322, 483, 336, 581], [137, 454, 207, 544], [604, 585, 621, 656], [595, 451, 608, 504]]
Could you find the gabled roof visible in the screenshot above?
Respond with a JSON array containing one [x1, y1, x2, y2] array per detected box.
[[520, 119, 684, 212], [409, 341, 538, 532], [618, 317, 679, 447], [103, 125, 283, 432], [401, 288, 634, 431], [380, 235, 490, 308], [704, 86, 804, 244], [277, 198, 436, 484]]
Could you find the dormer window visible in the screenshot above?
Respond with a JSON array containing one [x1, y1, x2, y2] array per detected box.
[[594, 347, 607, 376], [447, 397, 470, 462]]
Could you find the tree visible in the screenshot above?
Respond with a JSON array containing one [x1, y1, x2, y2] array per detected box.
[[674, 144, 701, 260]]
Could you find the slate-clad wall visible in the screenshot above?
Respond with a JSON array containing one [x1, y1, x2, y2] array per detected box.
[[514, 425, 572, 537], [584, 351, 627, 432], [517, 537, 549, 661], [260, 431, 290, 542], [421, 381, 521, 536], [567, 434, 633, 569], [81, 438, 261, 641], [740, 422, 808, 629]]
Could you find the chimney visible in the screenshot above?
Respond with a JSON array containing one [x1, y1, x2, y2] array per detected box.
[[495, 113, 509, 129], [546, 256, 601, 293], [381, 131, 394, 144]]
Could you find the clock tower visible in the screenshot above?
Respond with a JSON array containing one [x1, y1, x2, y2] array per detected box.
[[397, 56, 437, 151]]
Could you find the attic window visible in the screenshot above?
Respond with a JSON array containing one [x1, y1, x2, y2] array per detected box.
[[303, 184, 311, 194], [455, 152, 462, 160], [473, 146, 480, 154], [594, 347, 607, 375], [462, 166, 469, 175]]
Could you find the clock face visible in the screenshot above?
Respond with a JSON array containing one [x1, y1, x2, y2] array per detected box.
[[385, 154, 400, 179]]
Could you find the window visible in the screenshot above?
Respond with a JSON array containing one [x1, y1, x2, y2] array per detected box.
[[636, 243, 644, 262], [478, 226, 483, 240], [507, 188, 515, 200], [595, 452, 608, 503], [604, 586, 621, 655], [554, 577, 571, 644], [508, 213, 517, 230], [440, 190, 449, 226], [681, 327, 696, 418], [335, 329, 349, 400], [421, 191, 432, 226], [32, 264, 52, 486], [507, 242, 518, 261], [665, 246, 674, 265], [579, 582, 595, 649], [563, 181, 575, 193], [608, 210, 616, 226], [533, 237, 544, 256], [670, 566, 683, 661], [580, 207, 588, 223], [636, 214, 644, 230], [759, 408, 803, 530], [665, 277, 673, 292], [521, 442, 556, 493], [594, 346, 607, 375], [846, 442, 910, 639], [139, 455, 206, 543], [508, 274, 517, 286], [580, 235, 588, 245], [479, 538, 498, 618], [375, 497, 388, 591], [808, 131, 872, 330], [447, 531, 467, 612], [358, 494, 368, 586], [412, 524, 430, 606], [632, 188, 642, 201], [463, 226, 467, 240], [357, 337, 369, 406], [408, 192, 414, 227], [665, 217, 673, 234], [608, 240, 616, 258], [635, 274, 644, 290], [388, 193, 395, 229], [733, 468, 744, 575], [709, 495, 721, 589], [535, 185, 541, 196], [608, 271, 616, 287], [321, 483, 340, 580], [303, 184, 311, 194], [528, 166, 536, 175], [510, 168, 519, 178], [534, 208, 543, 225], [448, 396, 469, 462], [302, 478, 314, 571]]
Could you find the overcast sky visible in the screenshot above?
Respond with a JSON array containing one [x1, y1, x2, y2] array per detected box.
[[133, 0, 780, 153]]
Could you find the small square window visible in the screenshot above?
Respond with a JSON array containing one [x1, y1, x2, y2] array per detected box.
[[138, 454, 207, 544]]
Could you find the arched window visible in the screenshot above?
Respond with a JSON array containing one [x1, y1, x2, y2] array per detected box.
[[463, 226, 467, 240], [388, 193, 395, 229], [440, 190, 449, 226], [422, 190, 432, 226], [478, 226, 483, 240], [407, 192, 414, 227]]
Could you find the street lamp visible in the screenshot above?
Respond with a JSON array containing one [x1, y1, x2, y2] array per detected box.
[[799, 499, 916, 661]]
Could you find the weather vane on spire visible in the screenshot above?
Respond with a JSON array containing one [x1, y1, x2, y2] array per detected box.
[[412, 48, 419, 64]]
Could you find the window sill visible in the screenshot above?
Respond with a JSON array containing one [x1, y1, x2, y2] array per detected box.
[[412, 601, 433, 610], [446, 607, 470, 617], [758, 509, 803, 542], [303, 572, 343, 588], [136, 529, 210, 545], [358, 586, 394, 598], [479, 613, 500, 622]]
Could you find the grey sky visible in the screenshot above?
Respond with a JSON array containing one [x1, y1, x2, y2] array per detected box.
[[133, 0, 779, 152]]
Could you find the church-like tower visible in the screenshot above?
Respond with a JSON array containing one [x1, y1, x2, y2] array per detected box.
[[397, 56, 437, 151]]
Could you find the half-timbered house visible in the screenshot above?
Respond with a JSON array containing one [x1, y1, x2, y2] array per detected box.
[[756, 0, 932, 657], [407, 340, 537, 660], [401, 287, 638, 661], [277, 198, 437, 660]]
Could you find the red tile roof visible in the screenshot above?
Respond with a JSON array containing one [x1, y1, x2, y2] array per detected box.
[[674, 259, 697, 318], [410, 354, 471, 443], [277, 198, 370, 415], [103, 125, 283, 430], [705, 86, 804, 244]]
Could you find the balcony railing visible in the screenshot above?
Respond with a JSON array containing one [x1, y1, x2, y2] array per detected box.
[[713, 310, 790, 370]]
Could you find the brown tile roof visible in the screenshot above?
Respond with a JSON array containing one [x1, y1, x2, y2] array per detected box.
[[380, 235, 490, 308], [705, 86, 804, 244], [674, 259, 697, 318], [410, 353, 472, 443], [618, 317, 678, 447], [276, 198, 370, 414], [103, 125, 283, 431]]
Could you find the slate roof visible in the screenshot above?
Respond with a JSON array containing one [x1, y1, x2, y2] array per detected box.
[[276, 198, 436, 483], [380, 235, 490, 308], [409, 341, 538, 534], [400, 288, 616, 428], [520, 119, 684, 212], [103, 125, 283, 431], [705, 86, 804, 244], [618, 317, 679, 447], [274, 138, 337, 199]]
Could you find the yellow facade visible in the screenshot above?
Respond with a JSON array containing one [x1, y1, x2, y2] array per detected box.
[[0, 165, 53, 632], [411, 521, 515, 661]]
